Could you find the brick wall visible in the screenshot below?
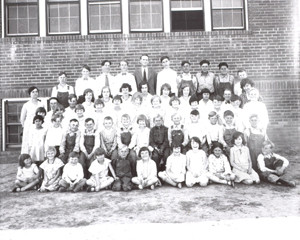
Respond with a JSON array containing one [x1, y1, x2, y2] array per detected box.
[[0, 0, 299, 150]]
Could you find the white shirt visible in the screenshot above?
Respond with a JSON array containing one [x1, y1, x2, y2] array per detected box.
[[156, 68, 178, 96], [113, 72, 137, 96], [95, 73, 115, 98], [75, 77, 96, 96]]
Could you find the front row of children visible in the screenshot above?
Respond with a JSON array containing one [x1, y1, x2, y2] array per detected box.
[[12, 133, 296, 192]]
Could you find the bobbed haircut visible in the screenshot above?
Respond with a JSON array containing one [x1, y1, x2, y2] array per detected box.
[[46, 146, 57, 156], [68, 151, 79, 159], [33, 115, 44, 124], [231, 131, 246, 145], [218, 62, 228, 69], [94, 147, 106, 156], [138, 147, 150, 158], [190, 136, 201, 149], [119, 83, 132, 92], [18, 154, 31, 168], [211, 142, 224, 153]]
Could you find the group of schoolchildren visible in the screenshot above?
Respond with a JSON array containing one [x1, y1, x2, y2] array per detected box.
[[12, 55, 296, 193]]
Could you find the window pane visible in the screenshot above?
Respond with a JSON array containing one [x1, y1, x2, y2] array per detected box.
[[222, 0, 233, 8], [212, 0, 222, 8], [232, 9, 243, 27], [222, 10, 232, 27], [130, 0, 162, 31], [6, 0, 37, 3], [172, 10, 204, 31], [233, 0, 243, 7], [212, 10, 222, 28], [29, 18, 38, 33]]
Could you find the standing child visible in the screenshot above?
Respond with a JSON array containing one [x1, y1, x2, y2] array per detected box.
[[100, 116, 117, 158], [39, 147, 64, 192], [164, 96, 184, 128], [198, 88, 213, 119], [92, 98, 106, 132], [12, 154, 40, 192], [28, 115, 47, 166], [58, 152, 86, 192], [160, 83, 172, 109], [185, 137, 209, 187], [132, 147, 160, 190], [158, 143, 186, 188], [207, 143, 235, 187], [82, 88, 95, 116], [86, 148, 117, 192], [148, 95, 165, 128], [257, 141, 296, 187], [74, 104, 87, 132], [222, 110, 237, 157], [230, 132, 260, 185], [206, 111, 226, 152]]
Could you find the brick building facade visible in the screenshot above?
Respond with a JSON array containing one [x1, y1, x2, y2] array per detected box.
[[0, 0, 299, 152]]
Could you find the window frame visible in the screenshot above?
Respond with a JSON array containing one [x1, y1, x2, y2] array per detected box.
[[46, 0, 81, 36], [129, 0, 164, 33], [4, 0, 40, 37], [170, 0, 205, 32], [210, 0, 246, 30], [87, 0, 123, 34]]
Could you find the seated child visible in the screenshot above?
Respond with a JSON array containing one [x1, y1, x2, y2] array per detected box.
[[58, 152, 87, 192], [79, 118, 100, 177], [168, 113, 189, 154], [111, 145, 133, 191], [149, 114, 170, 171], [86, 148, 117, 192], [207, 142, 235, 187], [132, 147, 160, 190], [206, 111, 226, 151], [39, 147, 64, 192], [230, 132, 260, 185], [257, 141, 296, 187], [12, 154, 40, 192], [158, 143, 186, 189], [59, 119, 81, 164], [222, 110, 237, 157], [185, 137, 209, 187], [100, 116, 117, 158]]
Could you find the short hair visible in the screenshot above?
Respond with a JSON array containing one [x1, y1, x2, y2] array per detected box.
[[69, 118, 79, 124], [200, 88, 211, 96], [138, 147, 150, 158], [249, 113, 259, 120], [119, 83, 132, 92], [46, 146, 57, 156], [82, 64, 91, 72], [94, 147, 106, 156], [85, 117, 94, 124], [160, 83, 172, 95], [178, 83, 192, 97], [218, 62, 228, 69], [190, 109, 199, 116], [160, 56, 169, 62], [189, 94, 199, 105], [140, 54, 149, 59], [171, 112, 181, 120], [54, 103, 65, 113], [121, 113, 131, 120], [58, 71, 67, 77], [51, 113, 62, 122], [18, 154, 31, 168], [113, 95, 123, 103], [68, 151, 79, 159], [200, 60, 210, 66], [250, 88, 260, 95], [190, 136, 201, 149], [99, 86, 113, 99], [136, 114, 147, 124], [151, 95, 161, 104], [101, 60, 111, 66], [169, 96, 180, 106], [94, 98, 105, 107], [208, 111, 217, 119], [223, 110, 234, 118], [68, 94, 77, 101], [231, 131, 246, 145], [35, 107, 46, 116], [33, 115, 44, 124], [28, 86, 38, 95], [153, 114, 164, 122], [240, 78, 255, 89], [181, 60, 190, 66], [83, 88, 95, 101], [211, 142, 224, 152], [213, 95, 223, 101], [104, 116, 113, 122], [119, 60, 129, 66], [223, 88, 232, 94], [237, 68, 246, 74], [132, 92, 143, 103], [262, 140, 275, 149], [138, 80, 149, 92], [171, 142, 181, 149], [75, 104, 85, 112], [49, 97, 58, 103]]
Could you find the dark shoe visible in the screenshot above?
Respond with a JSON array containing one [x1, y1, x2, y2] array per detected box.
[[231, 180, 235, 188], [58, 187, 66, 192]]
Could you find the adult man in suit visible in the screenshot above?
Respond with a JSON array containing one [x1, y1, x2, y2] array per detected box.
[[134, 54, 157, 95]]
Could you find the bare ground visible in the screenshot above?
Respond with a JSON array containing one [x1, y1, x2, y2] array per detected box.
[[0, 152, 299, 231]]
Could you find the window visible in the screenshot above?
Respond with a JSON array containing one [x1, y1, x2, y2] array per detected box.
[[5, 0, 39, 36], [129, 0, 163, 32], [88, 0, 122, 33], [47, 0, 80, 35], [211, 0, 245, 30], [171, 0, 204, 31]]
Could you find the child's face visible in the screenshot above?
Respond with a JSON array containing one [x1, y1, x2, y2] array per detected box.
[[249, 91, 259, 101], [162, 88, 170, 96], [191, 139, 200, 149], [173, 147, 181, 155], [24, 157, 32, 167], [152, 98, 160, 108], [120, 61, 128, 72], [141, 84, 148, 94], [134, 97, 141, 105], [154, 117, 163, 127], [190, 114, 199, 123], [238, 71, 247, 80], [122, 88, 129, 95], [69, 157, 79, 165], [140, 150, 149, 160], [104, 119, 113, 129], [102, 88, 110, 98], [53, 118, 61, 128], [234, 136, 243, 147], [202, 93, 210, 100], [182, 87, 190, 97], [209, 115, 218, 125], [220, 66, 228, 75], [243, 83, 252, 93], [224, 115, 233, 125], [58, 74, 67, 84], [69, 98, 77, 108], [182, 63, 190, 73], [232, 100, 241, 108], [172, 115, 181, 125], [76, 109, 84, 117], [171, 100, 180, 108], [223, 91, 232, 101], [37, 112, 46, 118], [70, 121, 79, 132], [262, 145, 272, 155], [121, 117, 130, 126], [50, 100, 58, 111], [34, 119, 43, 128], [85, 120, 95, 131], [113, 99, 121, 106], [213, 147, 222, 157], [200, 63, 209, 73], [213, 100, 222, 108], [119, 147, 129, 159], [85, 92, 93, 102], [82, 68, 90, 78], [190, 101, 198, 109], [249, 117, 258, 128], [95, 104, 104, 111], [138, 120, 146, 128], [161, 58, 170, 68], [46, 150, 55, 160], [96, 154, 105, 163]]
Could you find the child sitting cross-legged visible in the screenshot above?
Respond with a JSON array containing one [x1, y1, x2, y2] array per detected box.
[[86, 148, 117, 192], [132, 147, 161, 190]]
